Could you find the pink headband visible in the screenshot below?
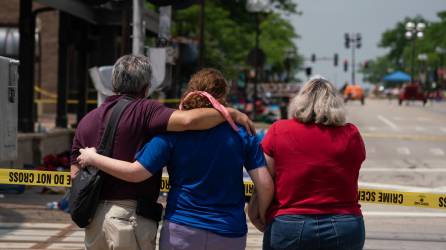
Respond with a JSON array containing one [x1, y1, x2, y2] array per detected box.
[[179, 91, 239, 132]]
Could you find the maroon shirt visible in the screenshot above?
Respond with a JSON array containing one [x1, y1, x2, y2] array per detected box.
[[71, 95, 174, 201]]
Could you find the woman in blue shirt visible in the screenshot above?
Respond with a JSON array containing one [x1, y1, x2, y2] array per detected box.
[[77, 68, 274, 250]]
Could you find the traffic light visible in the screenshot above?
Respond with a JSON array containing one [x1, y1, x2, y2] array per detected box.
[[363, 60, 369, 69], [343, 59, 348, 72], [356, 33, 362, 49], [311, 54, 316, 63], [334, 53, 339, 67], [305, 67, 312, 77], [344, 33, 350, 49]]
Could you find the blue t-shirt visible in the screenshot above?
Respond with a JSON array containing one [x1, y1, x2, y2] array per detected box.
[[135, 123, 266, 237]]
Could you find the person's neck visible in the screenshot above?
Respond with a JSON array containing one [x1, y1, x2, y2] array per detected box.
[[118, 93, 145, 99]]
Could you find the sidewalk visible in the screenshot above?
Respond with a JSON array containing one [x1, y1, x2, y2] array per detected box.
[[0, 187, 264, 249]]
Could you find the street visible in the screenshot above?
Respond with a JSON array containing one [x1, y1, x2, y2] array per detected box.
[[349, 98, 446, 250], [1, 99, 446, 249]]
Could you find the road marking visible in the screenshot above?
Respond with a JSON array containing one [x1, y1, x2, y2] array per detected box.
[[361, 133, 446, 141], [0, 223, 69, 229], [430, 148, 445, 156], [416, 117, 431, 122], [397, 147, 410, 155], [361, 168, 446, 173], [415, 126, 425, 132], [363, 212, 446, 218], [377, 115, 399, 131], [30, 224, 76, 249], [441, 128, 446, 133], [367, 147, 376, 153], [0, 243, 35, 249], [367, 126, 377, 132]]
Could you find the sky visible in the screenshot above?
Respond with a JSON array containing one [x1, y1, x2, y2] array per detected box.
[[288, 0, 446, 87]]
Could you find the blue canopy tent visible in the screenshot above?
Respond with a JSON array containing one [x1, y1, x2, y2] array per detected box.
[[383, 71, 411, 82]]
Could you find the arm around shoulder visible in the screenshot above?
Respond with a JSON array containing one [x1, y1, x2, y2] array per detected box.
[[166, 109, 224, 131], [77, 148, 152, 183]]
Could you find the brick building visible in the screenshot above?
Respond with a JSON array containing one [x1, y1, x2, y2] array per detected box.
[[0, 0, 60, 115], [0, 0, 161, 131]]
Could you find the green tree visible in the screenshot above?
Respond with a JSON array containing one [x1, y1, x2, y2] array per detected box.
[[379, 16, 427, 65], [416, 11, 446, 68], [172, 1, 301, 79], [365, 11, 446, 85]]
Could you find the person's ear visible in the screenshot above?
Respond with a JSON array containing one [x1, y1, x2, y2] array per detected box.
[[142, 85, 150, 98]]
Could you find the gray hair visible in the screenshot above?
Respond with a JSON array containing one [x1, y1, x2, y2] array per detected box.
[[111, 55, 152, 95], [288, 77, 346, 126]]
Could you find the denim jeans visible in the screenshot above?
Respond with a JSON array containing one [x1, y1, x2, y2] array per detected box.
[[263, 214, 365, 250]]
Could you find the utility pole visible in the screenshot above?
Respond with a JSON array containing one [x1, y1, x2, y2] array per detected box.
[[344, 33, 361, 84], [405, 21, 425, 83], [199, 0, 205, 67], [352, 40, 356, 84], [132, 0, 144, 55], [253, 13, 259, 119], [411, 38, 416, 83], [18, 0, 35, 132]]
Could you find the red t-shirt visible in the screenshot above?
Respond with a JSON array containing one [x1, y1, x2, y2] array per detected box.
[[261, 119, 365, 221]]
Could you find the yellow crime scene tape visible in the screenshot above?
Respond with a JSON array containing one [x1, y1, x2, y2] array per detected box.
[[34, 86, 181, 104], [1, 169, 445, 209]]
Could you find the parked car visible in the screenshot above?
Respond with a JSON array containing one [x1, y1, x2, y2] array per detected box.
[[398, 83, 427, 105]]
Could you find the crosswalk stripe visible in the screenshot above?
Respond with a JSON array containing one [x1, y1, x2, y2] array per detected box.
[[367, 147, 376, 153], [367, 126, 377, 131], [0, 223, 69, 229], [378, 115, 399, 131], [0, 229, 59, 237], [363, 212, 446, 217], [0, 223, 265, 249], [430, 148, 445, 156], [416, 117, 431, 122], [0, 243, 35, 249], [46, 243, 84, 249], [397, 147, 411, 155], [415, 126, 425, 131], [361, 168, 446, 173]]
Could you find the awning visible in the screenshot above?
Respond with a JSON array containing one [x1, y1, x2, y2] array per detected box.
[[35, 0, 159, 34], [147, 0, 198, 9], [383, 71, 411, 82]]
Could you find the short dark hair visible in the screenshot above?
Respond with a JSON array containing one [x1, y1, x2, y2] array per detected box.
[[111, 55, 152, 95]]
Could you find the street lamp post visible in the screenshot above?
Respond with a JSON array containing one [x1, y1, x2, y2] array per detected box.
[[284, 48, 295, 82], [436, 47, 446, 89], [405, 21, 425, 83], [247, 0, 269, 120], [344, 33, 361, 84], [199, 0, 205, 67]]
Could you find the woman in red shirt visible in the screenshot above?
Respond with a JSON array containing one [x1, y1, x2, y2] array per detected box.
[[249, 76, 365, 250]]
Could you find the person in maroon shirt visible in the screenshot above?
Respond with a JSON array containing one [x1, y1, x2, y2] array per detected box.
[[249, 76, 366, 250], [71, 55, 254, 250]]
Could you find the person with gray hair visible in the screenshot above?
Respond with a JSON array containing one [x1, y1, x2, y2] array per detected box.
[[288, 75, 346, 126], [71, 55, 254, 250], [249, 76, 366, 250]]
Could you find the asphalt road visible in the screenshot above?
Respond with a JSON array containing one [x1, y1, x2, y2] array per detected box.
[[349, 99, 446, 188], [346, 98, 446, 250], [1, 99, 445, 249]]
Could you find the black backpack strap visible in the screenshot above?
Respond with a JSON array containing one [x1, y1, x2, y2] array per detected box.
[[97, 96, 134, 157]]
